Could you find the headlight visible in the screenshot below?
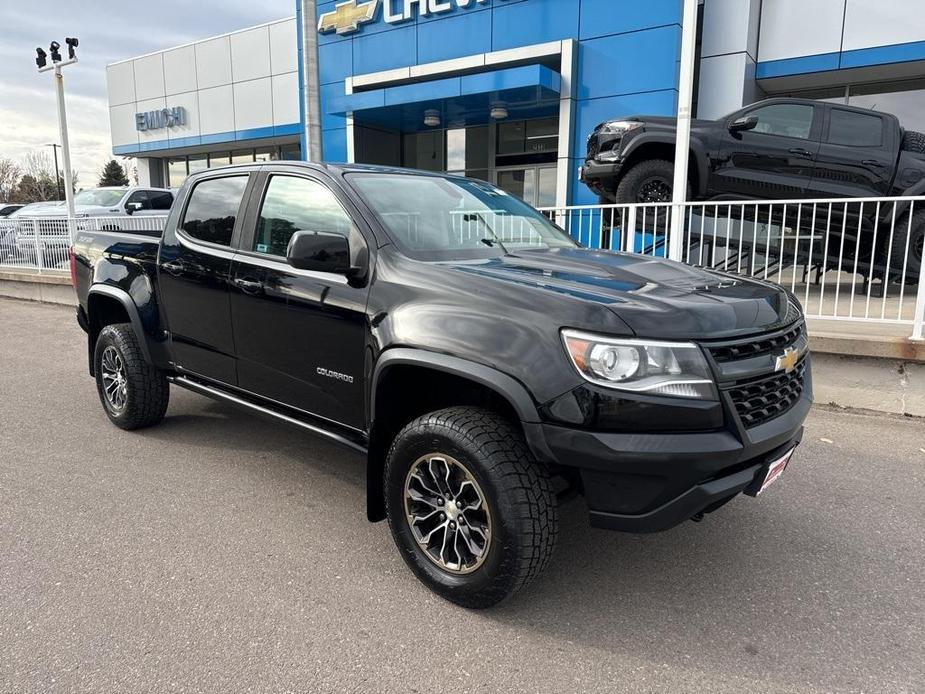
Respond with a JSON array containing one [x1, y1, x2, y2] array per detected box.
[[562, 329, 718, 400], [599, 120, 642, 135]]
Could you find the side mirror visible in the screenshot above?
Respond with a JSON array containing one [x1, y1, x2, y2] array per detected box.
[[730, 115, 758, 133], [125, 201, 143, 215], [286, 230, 354, 275]]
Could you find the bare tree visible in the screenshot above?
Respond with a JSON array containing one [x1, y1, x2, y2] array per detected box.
[[19, 151, 59, 202], [0, 158, 20, 201]]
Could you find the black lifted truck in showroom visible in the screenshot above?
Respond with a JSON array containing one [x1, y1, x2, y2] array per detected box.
[[581, 97, 925, 278], [71, 162, 811, 608]]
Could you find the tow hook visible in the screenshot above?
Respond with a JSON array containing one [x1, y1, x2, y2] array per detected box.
[[690, 512, 705, 523]]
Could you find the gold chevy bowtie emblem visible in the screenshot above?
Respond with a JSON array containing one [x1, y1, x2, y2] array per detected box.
[[318, 0, 379, 35], [775, 346, 800, 374]]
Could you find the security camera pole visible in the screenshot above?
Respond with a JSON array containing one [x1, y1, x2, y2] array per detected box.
[[36, 38, 79, 240]]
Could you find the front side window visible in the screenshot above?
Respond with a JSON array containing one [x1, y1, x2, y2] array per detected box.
[[126, 191, 151, 210], [348, 173, 576, 261], [180, 176, 248, 246], [827, 109, 884, 147], [746, 104, 815, 140], [254, 176, 353, 257]]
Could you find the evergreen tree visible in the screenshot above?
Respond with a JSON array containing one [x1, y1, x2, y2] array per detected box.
[[99, 159, 129, 187]]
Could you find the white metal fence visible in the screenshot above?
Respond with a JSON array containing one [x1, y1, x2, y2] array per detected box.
[[539, 196, 925, 341], [0, 215, 168, 273], [2, 199, 922, 339]]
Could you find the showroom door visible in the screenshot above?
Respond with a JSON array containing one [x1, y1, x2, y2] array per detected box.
[[494, 166, 557, 208]]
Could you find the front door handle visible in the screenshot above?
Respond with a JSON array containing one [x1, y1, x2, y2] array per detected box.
[[862, 159, 885, 167], [234, 277, 263, 294], [161, 260, 185, 275], [788, 148, 814, 159]]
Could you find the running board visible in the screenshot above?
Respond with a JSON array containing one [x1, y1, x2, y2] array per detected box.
[[168, 375, 368, 455]]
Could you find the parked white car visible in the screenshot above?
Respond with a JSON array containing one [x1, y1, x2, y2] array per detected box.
[[24, 186, 174, 218]]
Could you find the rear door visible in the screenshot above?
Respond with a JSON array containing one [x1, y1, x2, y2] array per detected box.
[[229, 171, 370, 430], [717, 102, 822, 198], [157, 173, 254, 384], [808, 107, 894, 198]]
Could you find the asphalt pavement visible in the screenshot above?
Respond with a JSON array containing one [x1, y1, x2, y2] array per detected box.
[[0, 297, 923, 694]]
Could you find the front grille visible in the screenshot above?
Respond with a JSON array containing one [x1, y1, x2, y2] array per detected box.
[[586, 135, 600, 160], [709, 321, 805, 363], [727, 358, 807, 429]]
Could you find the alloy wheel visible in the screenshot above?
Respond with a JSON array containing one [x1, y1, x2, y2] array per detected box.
[[403, 454, 492, 575], [638, 178, 673, 203], [100, 346, 128, 411]]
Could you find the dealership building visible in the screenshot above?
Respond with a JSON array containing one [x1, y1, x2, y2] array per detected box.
[[107, 0, 925, 207]]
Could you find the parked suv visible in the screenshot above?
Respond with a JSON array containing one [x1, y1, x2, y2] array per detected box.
[[581, 98, 925, 278], [72, 163, 811, 608]]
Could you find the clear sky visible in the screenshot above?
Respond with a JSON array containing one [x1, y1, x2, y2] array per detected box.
[[0, 0, 295, 186]]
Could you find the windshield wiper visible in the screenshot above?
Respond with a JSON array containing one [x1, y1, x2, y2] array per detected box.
[[467, 212, 508, 254]]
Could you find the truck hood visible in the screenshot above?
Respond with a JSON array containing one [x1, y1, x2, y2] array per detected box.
[[444, 248, 793, 340], [601, 115, 715, 130]]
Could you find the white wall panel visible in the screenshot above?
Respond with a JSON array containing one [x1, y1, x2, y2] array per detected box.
[[231, 26, 271, 83], [135, 97, 168, 144], [758, 0, 845, 62], [198, 85, 235, 135], [843, 0, 925, 51], [269, 19, 298, 75], [272, 72, 299, 125], [133, 54, 165, 101], [164, 45, 197, 96], [698, 53, 751, 119], [109, 103, 139, 147], [701, 0, 760, 59], [233, 78, 273, 131], [107, 62, 136, 107], [165, 91, 201, 140], [195, 36, 232, 90]]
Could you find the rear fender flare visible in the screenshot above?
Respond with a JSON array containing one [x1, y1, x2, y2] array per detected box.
[[88, 284, 153, 365]]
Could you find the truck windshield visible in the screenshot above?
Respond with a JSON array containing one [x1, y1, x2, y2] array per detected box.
[[74, 189, 127, 207], [348, 173, 577, 261]]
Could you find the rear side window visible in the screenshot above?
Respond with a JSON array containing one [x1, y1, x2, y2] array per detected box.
[[254, 175, 353, 257], [180, 176, 248, 246], [150, 191, 173, 210], [827, 109, 884, 147]]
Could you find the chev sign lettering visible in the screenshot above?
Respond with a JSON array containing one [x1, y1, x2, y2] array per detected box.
[[318, 0, 498, 35], [135, 106, 186, 132]]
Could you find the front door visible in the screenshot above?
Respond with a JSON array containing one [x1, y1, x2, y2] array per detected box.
[[229, 173, 369, 430], [494, 166, 557, 208], [717, 102, 822, 199], [157, 173, 251, 384]]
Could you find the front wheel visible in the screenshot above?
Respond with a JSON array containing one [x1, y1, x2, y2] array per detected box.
[[384, 407, 558, 609], [889, 209, 925, 285], [94, 323, 169, 430]]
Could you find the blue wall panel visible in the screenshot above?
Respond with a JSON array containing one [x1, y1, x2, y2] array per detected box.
[[577, 26, 682, 100], [318, 38, 353, 85], [491, 0, 580, 52], [578, 0, 683, 40], [417, 8, 492, 64], [322, 128, 348, 162], [353, 25, 417, 74]]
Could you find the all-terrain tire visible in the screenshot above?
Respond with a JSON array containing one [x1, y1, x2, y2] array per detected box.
[[94, 323, 169, 430], [889, 209, 925, 285], [384, 407, 558, 609], [614, 158, 689, 205], [901, 130, 925, 154]]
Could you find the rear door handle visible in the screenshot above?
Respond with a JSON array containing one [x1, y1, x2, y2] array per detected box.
[[161, 260, 185, 275], [788, 148, 814, 159], [862, 159, 885, 167], [234, 277, 263, 294]]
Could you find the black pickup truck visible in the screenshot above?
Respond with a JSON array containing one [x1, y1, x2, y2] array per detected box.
[[71, 162, 811, 608], [581, 97, 925, 275]]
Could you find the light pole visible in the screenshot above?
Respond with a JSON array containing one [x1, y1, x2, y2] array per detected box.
[[36, 38, 79, 239], [45, 143, 62, 200], [669, 0, 698, 262]]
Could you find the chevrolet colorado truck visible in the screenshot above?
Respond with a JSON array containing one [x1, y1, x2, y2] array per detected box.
[[71, 162, 812, 608], [581, 97, 925, 279]]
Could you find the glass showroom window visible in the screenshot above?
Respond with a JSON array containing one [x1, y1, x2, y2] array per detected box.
[[167, 158, 187, 188]]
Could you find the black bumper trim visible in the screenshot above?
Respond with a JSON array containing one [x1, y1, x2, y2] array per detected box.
[[587, 464, 761, 533]]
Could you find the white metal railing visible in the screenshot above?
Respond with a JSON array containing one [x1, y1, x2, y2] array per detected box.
[[538, 196, 925, 341], [0, 215, 168, 273]]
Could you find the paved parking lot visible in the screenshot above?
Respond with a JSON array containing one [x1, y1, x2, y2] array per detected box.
[[1, 297, 923, 694]]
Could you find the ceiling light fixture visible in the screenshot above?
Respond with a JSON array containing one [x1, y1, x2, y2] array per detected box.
[[490, 104, 509, 120], [423, 109, 441, 127]]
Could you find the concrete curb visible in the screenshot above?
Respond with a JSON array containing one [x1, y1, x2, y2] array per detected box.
[[0, 270, 75, 306]]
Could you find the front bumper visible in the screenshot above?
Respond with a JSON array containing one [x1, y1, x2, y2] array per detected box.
[[539, 376, 811, 533]]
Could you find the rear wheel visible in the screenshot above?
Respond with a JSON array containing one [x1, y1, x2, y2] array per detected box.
[[384, 407, 558, 609], [889, 209, 925, 285], [94, 323, 169, 430], [901, 130, 925, 154]]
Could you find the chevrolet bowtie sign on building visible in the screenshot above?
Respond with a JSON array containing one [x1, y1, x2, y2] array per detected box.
[[318, 0, 492, 35]]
